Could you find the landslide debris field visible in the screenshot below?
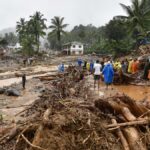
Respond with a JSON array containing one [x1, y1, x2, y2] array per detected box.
[[0, 65, 150, 150]]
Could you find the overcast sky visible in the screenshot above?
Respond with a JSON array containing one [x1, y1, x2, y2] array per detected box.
[[0, 0, 131, 31]]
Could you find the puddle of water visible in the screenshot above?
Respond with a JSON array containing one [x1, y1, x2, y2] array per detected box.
[[115, 85, 150, 101], [88, 76, 150, 101], [0, 81, 41, 121]]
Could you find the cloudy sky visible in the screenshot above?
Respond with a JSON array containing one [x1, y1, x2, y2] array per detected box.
[[0, 0, 131, 30]]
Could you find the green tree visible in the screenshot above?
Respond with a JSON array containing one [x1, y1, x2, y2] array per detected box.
[[0, 38, 8, 48], [16, 12, 47, 55], [29, 11, 47, 52], [117, 0, 150, 35], [49, 16, 68, 50], [105, 18, 127, 41], [16, 18, 26, 44], [4, 32, 18, 46]]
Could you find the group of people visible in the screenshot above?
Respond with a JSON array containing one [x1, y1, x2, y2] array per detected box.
[[23, 57, 34, 66], [77, 57, 150, 90], [120, 58, 150, 80], [77, 58, 114, 90]]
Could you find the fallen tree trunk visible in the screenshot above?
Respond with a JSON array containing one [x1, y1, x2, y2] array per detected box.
[[123, 127, 147, 150], [106, 119, 149, 128], [111, 119, 130, 150], [122, 107, 147, 150], [95, 96, 149, 117], [30, 108, 52, 150], [122, 107, 136, 121], [36, 76, 56, 81]]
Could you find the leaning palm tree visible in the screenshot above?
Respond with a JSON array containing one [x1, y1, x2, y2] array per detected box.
[[49, 16, 68, 50], [116, 0, 150, 34]]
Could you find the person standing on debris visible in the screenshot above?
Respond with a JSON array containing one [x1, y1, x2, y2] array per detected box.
[[86, 62, 90, 71], [93, 60, 102, 90], [124, 59, 129, 73], [83, 60, 87, 69], [77, 58, 83, 67], [128, 58, 133, 73], [22, 74, 26, 89], [121, 60, 126, 73], [90, 60, 94, 73], [102, 61, 114, 90], [131, 58, 138, 74], [23, 58, 27, 66], [58, 63, 65, 72], [143, 59, 150, 80]]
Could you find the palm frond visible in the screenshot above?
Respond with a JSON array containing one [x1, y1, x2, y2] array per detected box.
[[120, 3, 134, 16]]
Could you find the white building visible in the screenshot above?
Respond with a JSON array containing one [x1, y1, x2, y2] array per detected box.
[[63, 42, 84, 55], [7, 43, 22, 50]]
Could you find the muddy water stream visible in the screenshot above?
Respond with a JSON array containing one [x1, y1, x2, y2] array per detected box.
[[0, 65, 58, 121], [0, 66, 57, 87], [115, 85, 150, 101], [0, 68, 149, 122]]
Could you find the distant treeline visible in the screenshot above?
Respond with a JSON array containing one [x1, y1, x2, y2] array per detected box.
[[1, 0, 150, 57]]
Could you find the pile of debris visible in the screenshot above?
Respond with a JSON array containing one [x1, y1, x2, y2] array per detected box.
[[95, 95, 150, 150], [138, 45, 150, 55], [1, 66, 150, 150]]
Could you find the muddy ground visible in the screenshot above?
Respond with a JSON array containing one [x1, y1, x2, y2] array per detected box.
[[0, 55, 150, 150]]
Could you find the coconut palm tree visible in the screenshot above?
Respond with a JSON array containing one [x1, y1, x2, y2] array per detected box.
[[49, 16, 68, 50], [116, 0, 150, 48], [16, 18, 26, 43], [29, 11, 47, 52], [117, 0, 150, 34]]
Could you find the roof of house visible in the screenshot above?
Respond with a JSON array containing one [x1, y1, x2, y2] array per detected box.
[[63, 41, 83, 46]]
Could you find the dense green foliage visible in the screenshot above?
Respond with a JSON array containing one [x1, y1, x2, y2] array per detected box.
[[47, 0, 150, 56], [0, 38, 8, 48], [16, 0, 150, 56], [0, 32, 18, 47], [116, 0, 150, 48], [4, 32, 18, 46], [16, 12, 47, 55]]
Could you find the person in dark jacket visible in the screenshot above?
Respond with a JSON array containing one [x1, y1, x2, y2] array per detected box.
[[143, 59, 150, 80], [22, 74, 26, 89]]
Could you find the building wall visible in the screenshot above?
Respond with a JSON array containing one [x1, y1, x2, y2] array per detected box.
[[70, 44, 84, 55]]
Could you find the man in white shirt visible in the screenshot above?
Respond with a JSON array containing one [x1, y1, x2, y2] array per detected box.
[[93, 60, 102, 90]]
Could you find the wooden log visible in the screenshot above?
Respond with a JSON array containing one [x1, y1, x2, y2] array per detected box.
[[120, 97, 149, 117], [95, 96, 149, 117], [30, 108, 52, 150], [123, 127, 147, 150], [122, 107, 147, 150], [37, 76, 56, 81], [122, 107, 136, 121], [111, 119, 130, 150], [106, 119, 149, 128], [43, 108, 52, 123]]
